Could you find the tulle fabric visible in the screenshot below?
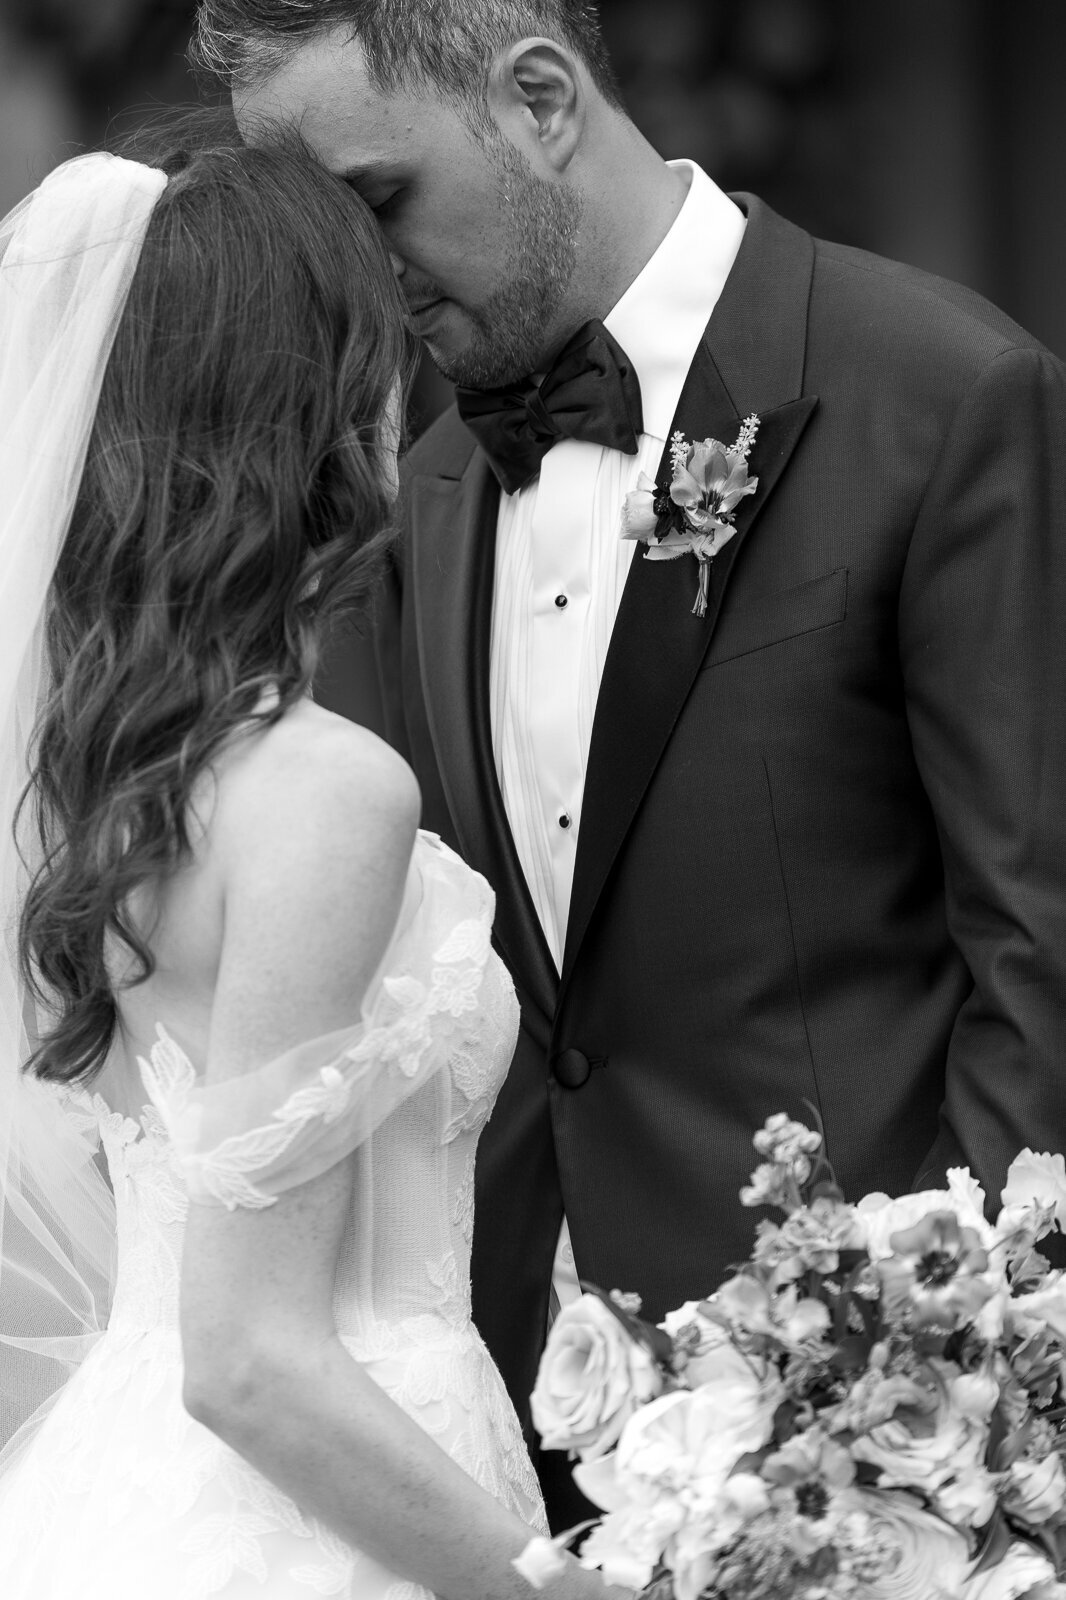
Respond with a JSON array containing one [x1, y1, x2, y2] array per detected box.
[[0, 154, 168, 1463], [139, 842, 451, 1207]]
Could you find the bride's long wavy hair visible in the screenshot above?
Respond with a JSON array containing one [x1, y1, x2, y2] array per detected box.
[[18, 125, 416, 1084]]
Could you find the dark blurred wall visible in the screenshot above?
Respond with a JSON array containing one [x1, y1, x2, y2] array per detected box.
[[1, 0, 1064, 723], [403, 0, 1066, 446], [3, 0, 1062, 350], [596, 0, 1066, 358]]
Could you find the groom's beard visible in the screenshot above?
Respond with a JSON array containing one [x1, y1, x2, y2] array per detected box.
[[425, 141, 582, 390]]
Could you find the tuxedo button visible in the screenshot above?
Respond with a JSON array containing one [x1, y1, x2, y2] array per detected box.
[[554, 1048, 591, 1089], [558, 812, 572, 829], [554, 593, 568, 609]]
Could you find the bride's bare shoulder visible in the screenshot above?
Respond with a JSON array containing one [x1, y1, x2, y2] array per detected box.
[[208, 700, 420, 890], [185, 704, 421, 1056]]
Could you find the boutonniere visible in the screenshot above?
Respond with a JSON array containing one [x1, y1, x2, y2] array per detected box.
[[621, 414, 760, 617]]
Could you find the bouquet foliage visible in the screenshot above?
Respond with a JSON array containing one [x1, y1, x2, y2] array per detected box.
[[517, 1116, 1066, 1600]]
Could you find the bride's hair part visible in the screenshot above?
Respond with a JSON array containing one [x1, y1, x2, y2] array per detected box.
[[19, 129, 415, 1085], [192, 0, 624, 139]]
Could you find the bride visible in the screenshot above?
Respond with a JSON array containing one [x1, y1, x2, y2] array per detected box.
[[0, 134, 610, 1599]]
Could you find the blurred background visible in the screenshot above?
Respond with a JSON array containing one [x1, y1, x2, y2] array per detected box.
[[2, 0, 1064, 718], [2, 0, 1064, 354]]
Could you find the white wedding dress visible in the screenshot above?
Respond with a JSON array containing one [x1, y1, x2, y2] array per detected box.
[[0, 831, 546, 1599]]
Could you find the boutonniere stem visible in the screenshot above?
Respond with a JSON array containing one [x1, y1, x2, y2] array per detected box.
[[621, 415, 761, 617]]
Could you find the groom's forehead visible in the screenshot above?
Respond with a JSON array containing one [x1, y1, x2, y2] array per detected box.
[[235, 28, 457, 170]]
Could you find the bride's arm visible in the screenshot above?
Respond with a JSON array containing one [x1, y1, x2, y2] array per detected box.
[[179, 717, 610, 1600]]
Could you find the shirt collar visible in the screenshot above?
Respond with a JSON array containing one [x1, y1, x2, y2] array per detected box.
[[604, 161, 746, 444]]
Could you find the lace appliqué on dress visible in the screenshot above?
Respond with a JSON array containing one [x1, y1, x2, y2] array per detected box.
[[0, 835, 545, 1599], [140, 908, 496, 1213]]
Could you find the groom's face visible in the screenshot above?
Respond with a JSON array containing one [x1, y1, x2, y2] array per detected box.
[[236, 31, 582, 388]]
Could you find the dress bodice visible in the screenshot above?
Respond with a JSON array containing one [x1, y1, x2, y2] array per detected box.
[[0, 835, 546, 1599], [65, 832, 521, 1349]]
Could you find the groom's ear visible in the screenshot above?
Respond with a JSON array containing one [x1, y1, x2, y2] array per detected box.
[[487, 39, 584, 174]]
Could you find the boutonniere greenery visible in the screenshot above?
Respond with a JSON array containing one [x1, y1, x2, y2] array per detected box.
[[621, 414, 760, 617]]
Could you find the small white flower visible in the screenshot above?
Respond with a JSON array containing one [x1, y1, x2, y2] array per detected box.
[[964, 1542, 1062, 1600], [578, 1501, 683, 1592], [949, 1369, 1000, 1421], [1001, 1150, 1066, 1230], [1003, 1454, 1066, 1526], [1012, 1272, 1066, 1341], [932, 1463, 998, 1529], [512, 1536, 569, 1589], [620, 470, 661, 541], [753, 1112, 822, 1164]]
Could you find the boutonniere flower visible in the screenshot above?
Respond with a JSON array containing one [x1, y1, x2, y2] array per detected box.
[[621, 414, 760, 617]]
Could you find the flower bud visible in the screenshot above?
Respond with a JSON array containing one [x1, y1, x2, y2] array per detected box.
[[512, 1537, 568, 1589]]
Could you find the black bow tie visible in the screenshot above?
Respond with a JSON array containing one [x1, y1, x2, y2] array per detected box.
[[455, 320, 644, 496]]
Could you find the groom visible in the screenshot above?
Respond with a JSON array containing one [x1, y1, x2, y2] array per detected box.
[[209, 0, 1066, 1526]]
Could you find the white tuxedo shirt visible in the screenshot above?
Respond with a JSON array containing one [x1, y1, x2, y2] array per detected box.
[[487, 161, 746, 1304]]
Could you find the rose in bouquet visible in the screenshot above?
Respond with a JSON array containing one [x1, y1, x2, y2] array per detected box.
[[514, 1115, 1066, 1600]]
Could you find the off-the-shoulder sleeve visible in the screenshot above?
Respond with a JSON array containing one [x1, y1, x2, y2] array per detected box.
[[139, 838, 497, 1210]]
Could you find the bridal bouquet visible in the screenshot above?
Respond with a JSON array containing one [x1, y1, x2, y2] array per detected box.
[[516, 1116, 1066, 1600]]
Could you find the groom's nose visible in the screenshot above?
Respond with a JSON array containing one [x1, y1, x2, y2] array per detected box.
[[388, 250, 405, 279]]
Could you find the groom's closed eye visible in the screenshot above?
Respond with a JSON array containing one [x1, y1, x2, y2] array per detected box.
[[338, 162, 404, 217], [367, 190, 402, 218], [341, 177, 399, 215]]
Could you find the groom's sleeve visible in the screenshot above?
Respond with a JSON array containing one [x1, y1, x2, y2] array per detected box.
[[898, 342, 1066, 1198]]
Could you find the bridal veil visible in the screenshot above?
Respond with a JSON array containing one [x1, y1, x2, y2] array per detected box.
[[0, 153, 167, 1461]]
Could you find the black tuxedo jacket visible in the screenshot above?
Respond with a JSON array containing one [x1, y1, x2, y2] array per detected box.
[[374, 194, 1066, 1504]]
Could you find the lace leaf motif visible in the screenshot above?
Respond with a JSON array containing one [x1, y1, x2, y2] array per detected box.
[[141, 1037, 362, 1213]]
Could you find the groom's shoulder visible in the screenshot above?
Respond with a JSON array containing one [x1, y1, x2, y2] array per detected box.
[[403, 404, 476, 481], [807, 231, 1049, 376]]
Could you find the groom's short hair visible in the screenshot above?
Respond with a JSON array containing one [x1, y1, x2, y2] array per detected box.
[[193, 0, 624, 138]]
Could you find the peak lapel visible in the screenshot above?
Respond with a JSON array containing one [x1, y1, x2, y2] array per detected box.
[[561, 196, 819, 988], [409, 455, 557, 1018]]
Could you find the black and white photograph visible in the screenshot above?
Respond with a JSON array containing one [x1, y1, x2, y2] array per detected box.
[[1, 3, 1065, 1597]]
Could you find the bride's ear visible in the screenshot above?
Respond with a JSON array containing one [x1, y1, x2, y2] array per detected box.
[[486, 39, 585, 175]]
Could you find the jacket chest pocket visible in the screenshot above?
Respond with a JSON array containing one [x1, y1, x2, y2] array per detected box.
[[702, 567, 849, 671]]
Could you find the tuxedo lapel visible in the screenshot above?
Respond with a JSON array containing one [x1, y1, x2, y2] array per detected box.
[[409, 458, 558, 1019], [561, 196, 819, 987]]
